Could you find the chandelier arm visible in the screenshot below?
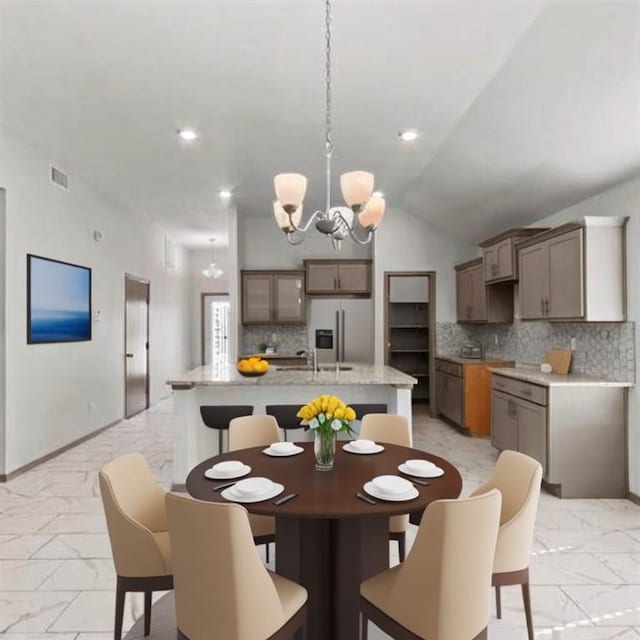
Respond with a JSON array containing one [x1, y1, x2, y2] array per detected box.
[[330, 210, 375, 245], [287, 208, 323, 234], [285, 232, 308, 246]]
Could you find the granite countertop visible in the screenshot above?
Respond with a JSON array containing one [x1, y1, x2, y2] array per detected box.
[[242, 353, 306, 360], [436, 355, 514, 366], [488, 365, 634, 388], [168, 363, 417, 388]]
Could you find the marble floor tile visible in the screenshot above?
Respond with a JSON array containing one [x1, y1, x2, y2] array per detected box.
[[564, 585, 640, 626], [0, 534, 53, 559], [32, 534, 112, 560], [530, 553, 624, 585], [535, 530, 640, 554], [1, 634, 78, 640], [596, 554, 640, 584], [39, 558, 116, 591], [490, 585, 590, 631], [0, 514, 57, 535], [0, 559, 63, 590], [0, 590, 77, 632], [49, 590, 135, 633], [3, 496, 104, 515], [38, 514, 107, 535]]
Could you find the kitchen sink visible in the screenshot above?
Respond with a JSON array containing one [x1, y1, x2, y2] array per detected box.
[[275, 365, 353, 372]]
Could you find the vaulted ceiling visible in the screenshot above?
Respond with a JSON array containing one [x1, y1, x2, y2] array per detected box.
[[1, 0, 638, 246]]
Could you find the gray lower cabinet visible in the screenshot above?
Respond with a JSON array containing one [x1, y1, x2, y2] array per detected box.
[[491, 373, 626, 498], [435, 362, 462, 426]]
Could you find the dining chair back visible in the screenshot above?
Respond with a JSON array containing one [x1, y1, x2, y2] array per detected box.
[[227, 414, 281, 562], [228, 414, 281, 451], [470, 450, 542, 640], [360, 489, 502, 640], [99, 453, 173, 640], [166, 493, 307, 640], [360, 414, 411, 561]]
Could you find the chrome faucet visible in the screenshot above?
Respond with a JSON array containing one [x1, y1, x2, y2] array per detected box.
[[306, 348, 318, 373]]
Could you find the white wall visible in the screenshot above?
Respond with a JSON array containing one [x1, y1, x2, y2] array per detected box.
[[0, 127, 191, 475], [528, 176, 640, 494], [373, 207, 476, 364]]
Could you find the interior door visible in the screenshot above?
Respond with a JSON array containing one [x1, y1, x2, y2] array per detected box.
[[125, 275, 149, 418]]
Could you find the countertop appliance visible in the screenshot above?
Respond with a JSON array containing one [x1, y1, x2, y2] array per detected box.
[[461, 343, 483, 359], [309, 298, 373, 364]]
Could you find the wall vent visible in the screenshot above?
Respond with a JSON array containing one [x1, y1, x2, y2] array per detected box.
[[50, 165, 69, 190]]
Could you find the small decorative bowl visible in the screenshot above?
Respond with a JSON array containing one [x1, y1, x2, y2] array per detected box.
[[236, 369, 267, 377]]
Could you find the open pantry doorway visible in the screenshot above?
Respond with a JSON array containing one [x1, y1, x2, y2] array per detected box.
[[384, 272, 436, 414]]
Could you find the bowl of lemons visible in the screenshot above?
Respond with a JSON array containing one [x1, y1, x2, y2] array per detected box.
[[236, 356, 270, 377]]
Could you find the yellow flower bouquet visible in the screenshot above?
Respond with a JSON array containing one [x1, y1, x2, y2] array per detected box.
[[297, 395, 357, 470]]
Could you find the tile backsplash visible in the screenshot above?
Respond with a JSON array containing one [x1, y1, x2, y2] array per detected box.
[[438, 320, 635, 383], [241, 325, 308, 355]]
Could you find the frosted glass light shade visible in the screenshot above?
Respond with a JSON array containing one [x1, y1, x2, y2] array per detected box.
[[273, 201, 302, 230], [340, 171, 374, 206], [274, 173, 307, 208], [359, 196, 386, 228]]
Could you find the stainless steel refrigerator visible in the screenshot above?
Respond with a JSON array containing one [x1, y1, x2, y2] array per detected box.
[[307, 298, 373, 364]]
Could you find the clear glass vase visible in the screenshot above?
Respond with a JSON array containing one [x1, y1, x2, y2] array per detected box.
[[314, 431, 336, 471]]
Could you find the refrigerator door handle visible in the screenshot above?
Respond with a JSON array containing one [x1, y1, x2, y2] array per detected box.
[[335, 310, 340, 364], [341, 310, 346, 362]]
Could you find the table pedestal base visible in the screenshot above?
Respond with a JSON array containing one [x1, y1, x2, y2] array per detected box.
[[276, 516, 389, 640]]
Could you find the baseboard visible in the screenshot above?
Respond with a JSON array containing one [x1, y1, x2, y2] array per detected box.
[[628, 491, 640, 505], [0, 418, 122, 482]]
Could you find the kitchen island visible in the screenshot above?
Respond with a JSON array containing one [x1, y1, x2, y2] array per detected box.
[[168, 363, 417, 486]]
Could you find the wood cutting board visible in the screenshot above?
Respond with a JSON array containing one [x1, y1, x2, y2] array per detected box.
[[543, 349, 572, 375]]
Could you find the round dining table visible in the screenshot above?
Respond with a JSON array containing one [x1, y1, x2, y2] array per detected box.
[[186, 441, 462, 640]]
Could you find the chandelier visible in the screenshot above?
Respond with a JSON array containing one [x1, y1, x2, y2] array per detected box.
[[202, 238, 223, 279], [272, 0, 386, 250]]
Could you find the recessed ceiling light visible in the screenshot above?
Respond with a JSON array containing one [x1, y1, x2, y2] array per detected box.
[[219, 189, 232, 199], [398, 129, 419, 142], [178, 128, 198, 141], [372, 191, 384, 199]]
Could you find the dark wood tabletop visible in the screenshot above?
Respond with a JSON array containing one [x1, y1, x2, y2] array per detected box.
[[186, 442, 463, 519]]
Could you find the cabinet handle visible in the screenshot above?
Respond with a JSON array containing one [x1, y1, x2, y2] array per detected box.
[[540, 298, 544, 315], [334, 277, 338, 289], [337, 278, 342, 290], [544, 299, 550, 315], [520, 388, 532, 397]]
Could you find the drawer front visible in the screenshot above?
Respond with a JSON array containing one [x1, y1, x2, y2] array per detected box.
[[491, 375, 547, 405], [435, 359, 462, 377]]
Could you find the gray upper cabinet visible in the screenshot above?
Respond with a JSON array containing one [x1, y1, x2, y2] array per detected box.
[[479, 228, 549, 284], [518, 217, 626, 321], [455, 258, 513, 324], [241, 270, 305, 325], [304, 260, 371, 296]]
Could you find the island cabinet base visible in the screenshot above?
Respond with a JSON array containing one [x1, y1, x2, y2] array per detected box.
[[172, 383, 412, 486], [491, 373, 627, 498]]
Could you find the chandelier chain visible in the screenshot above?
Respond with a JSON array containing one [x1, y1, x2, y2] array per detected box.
[[324, 0, 333, 214]]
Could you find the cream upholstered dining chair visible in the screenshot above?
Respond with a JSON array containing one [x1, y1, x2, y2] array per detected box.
[[99, 453, 173, 640], [228, 414, 282, 451], [166, 493, 307, 640], [360, 413, 411, 561], [228, 415, 281, 562], [360, 489, 502, 640], [470, 450, 542, 640]]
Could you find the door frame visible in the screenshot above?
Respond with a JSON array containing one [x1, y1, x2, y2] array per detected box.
[[383, 271, 436, 414], [200, 292, 229, 366], [124, 274, 150, 418]]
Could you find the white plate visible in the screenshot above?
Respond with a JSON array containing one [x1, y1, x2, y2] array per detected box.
[[343, 443, 385, 455], [371, 475, 414, 497], [221, 482, 285, 503], [398, 463, 444, 478], [204, 464, 251, 480], [262, 445, 304, 457], [363, 481, 419, 502]]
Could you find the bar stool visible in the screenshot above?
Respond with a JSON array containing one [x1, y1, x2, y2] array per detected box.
[[199, 405, 254, 454], [265, 405, 305, 442], [348, 403, 388, 419]]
